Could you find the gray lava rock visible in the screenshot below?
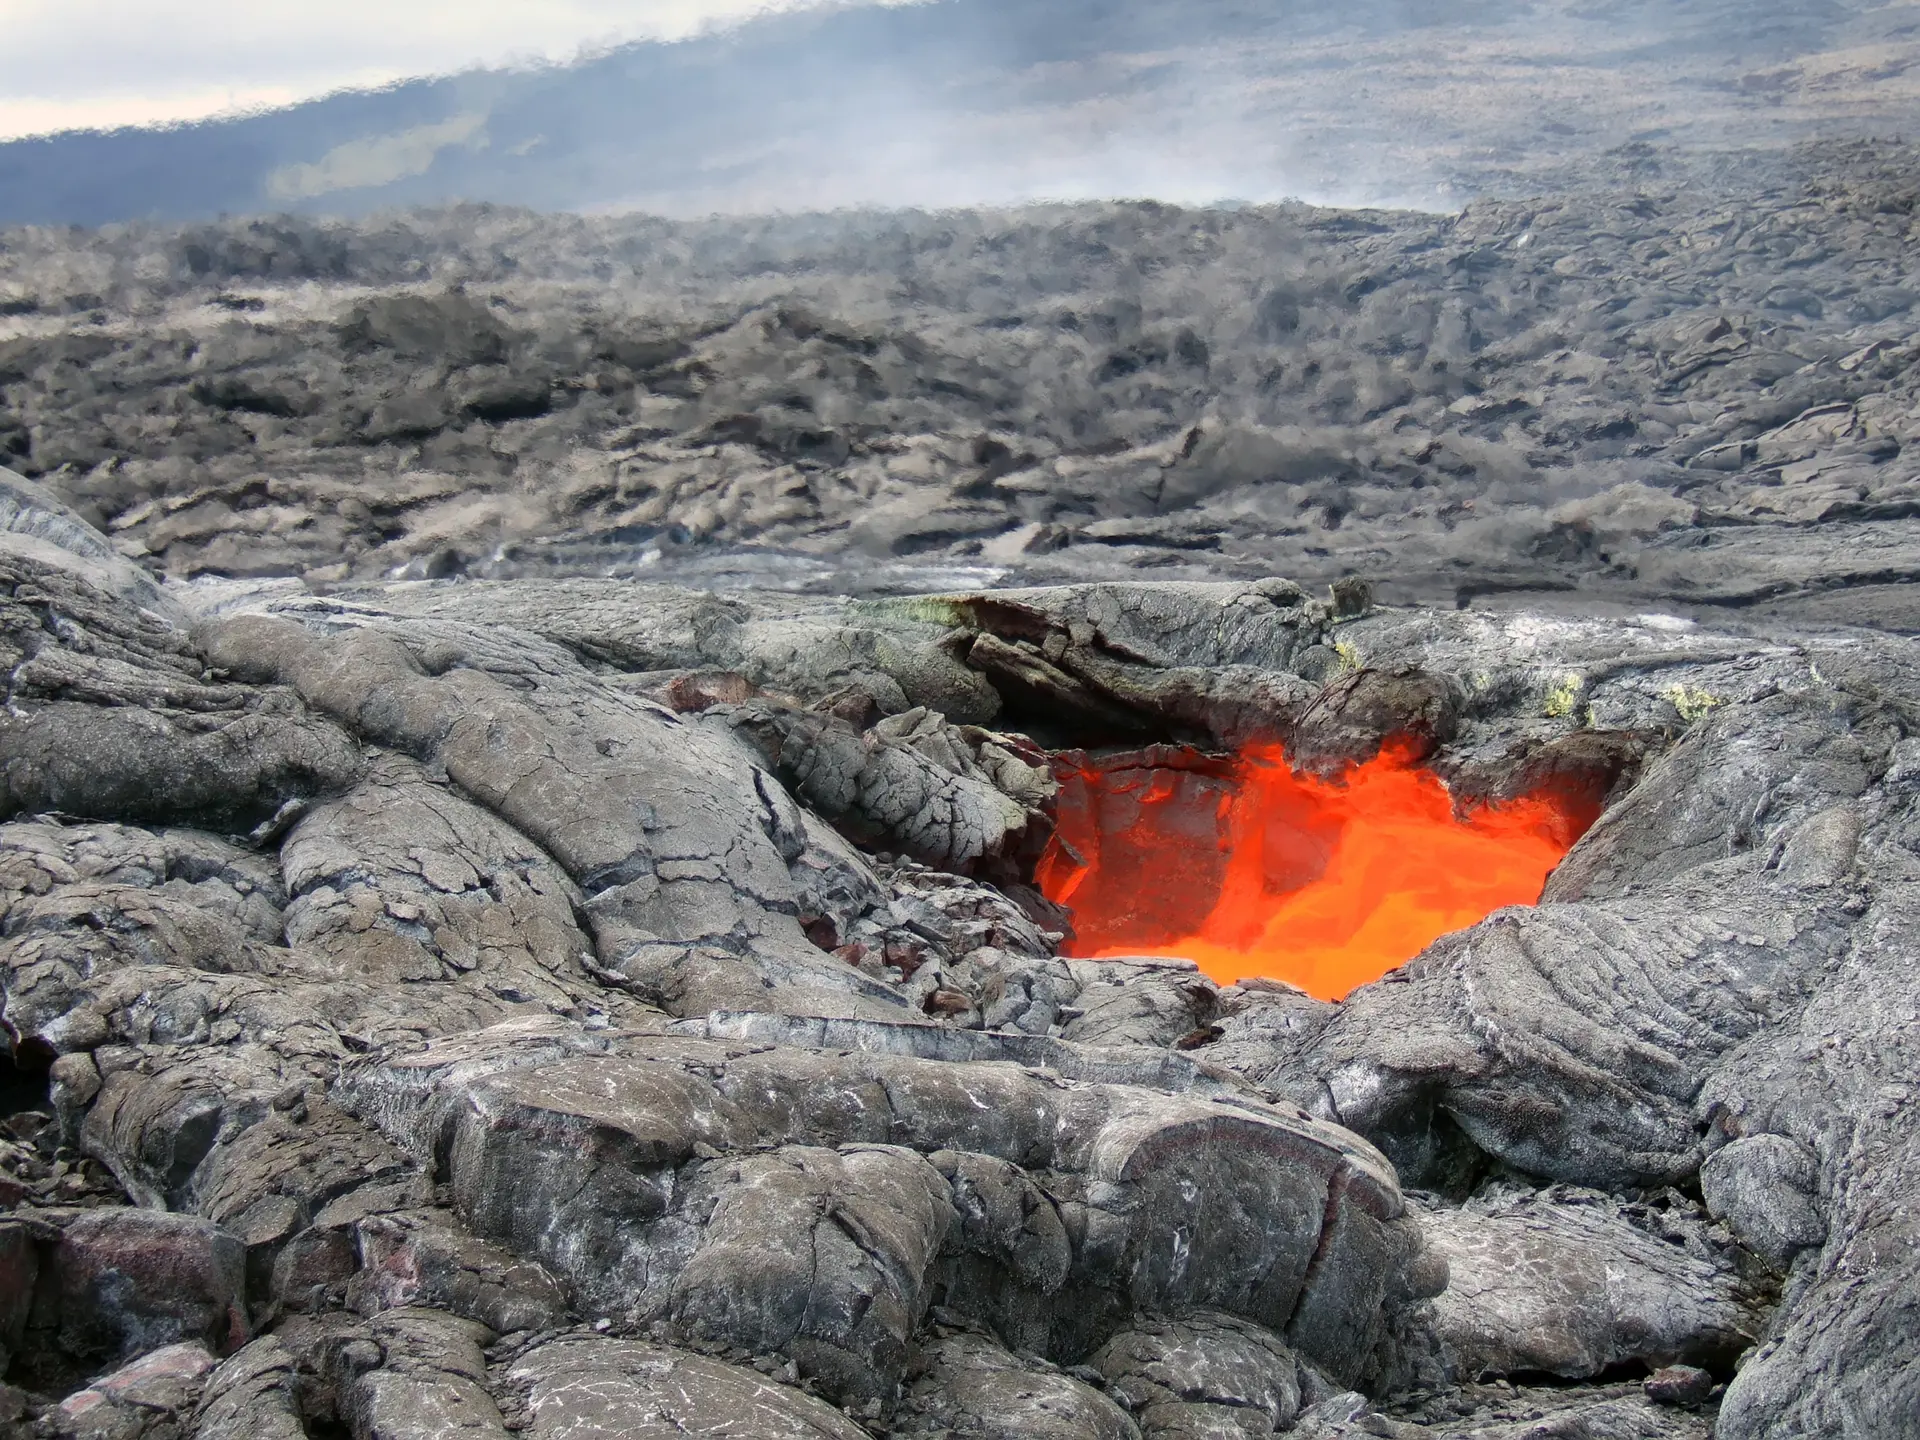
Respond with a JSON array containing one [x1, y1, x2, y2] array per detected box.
[[347, 1209, 570, 1334], [38, 1209, 248, 1364], [279, 754, 592, 1001], [712, 700, 1045, 872], [190, 1337, 306, 1440], [336, 1016, 1434, 1397], [0, 548, 360, 830], [1417, 1188, 1760, 1380], [196, 608, 904, 1021], [1645, 1365, 1716, 1409], [1290, 1385, 1716, 1438], [505, 1333, 869, 1440], [1060, 958, 1220, 1051], [1698, 1134, 1827, 1268], [0, 1221, 37, 1373], [341, 1308, 508, 1440], [0, 467, 177, 616], [51, 1343, 215, 1440], [896, 1328, 1139, 1440], [1090, 1309, 1314, 1439]]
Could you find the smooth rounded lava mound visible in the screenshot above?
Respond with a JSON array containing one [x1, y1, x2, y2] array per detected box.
[[1035, 743, 1602, 1001]]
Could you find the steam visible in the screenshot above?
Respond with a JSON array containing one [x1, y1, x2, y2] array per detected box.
[[2, 0, 1902, 223]]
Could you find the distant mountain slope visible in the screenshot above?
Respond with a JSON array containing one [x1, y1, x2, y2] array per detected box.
[[1, 0, 1913, 224]]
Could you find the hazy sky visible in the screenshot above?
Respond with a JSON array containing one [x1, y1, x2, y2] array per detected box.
[[0, 0, 880, 140]]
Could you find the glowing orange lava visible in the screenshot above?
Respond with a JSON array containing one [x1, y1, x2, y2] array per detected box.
[[1035, 744, 1598, 1001]]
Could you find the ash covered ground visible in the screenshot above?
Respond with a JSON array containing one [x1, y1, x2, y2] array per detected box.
[[0, 137, 1919, 1440]]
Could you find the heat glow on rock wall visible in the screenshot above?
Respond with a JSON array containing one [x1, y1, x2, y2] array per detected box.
[[1036, 744, 1599, 1000]]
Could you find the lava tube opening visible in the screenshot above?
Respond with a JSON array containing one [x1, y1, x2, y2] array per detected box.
[[1034, 742, 1602, 1001]]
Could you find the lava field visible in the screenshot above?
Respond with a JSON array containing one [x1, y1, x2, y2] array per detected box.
[[0, 140, 1918, 1440]]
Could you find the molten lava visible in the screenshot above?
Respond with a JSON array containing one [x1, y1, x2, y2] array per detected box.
[[1035, 744, 1599, 1001]]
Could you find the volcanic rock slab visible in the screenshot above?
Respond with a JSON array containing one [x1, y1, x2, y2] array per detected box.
[[333, 1014, 1429, 1397], [1417, 1186, 1763, 1381], [503, 1333, 870, 1440]]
